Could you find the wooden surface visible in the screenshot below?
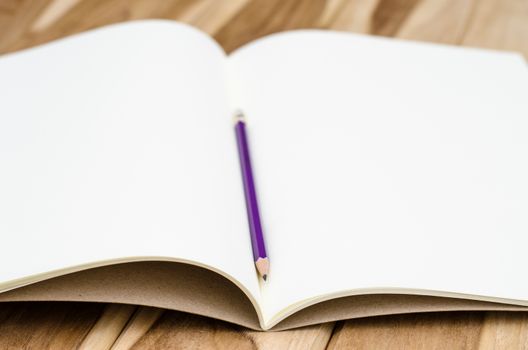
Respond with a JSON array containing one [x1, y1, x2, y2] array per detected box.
[[0, 0, 527, 348]]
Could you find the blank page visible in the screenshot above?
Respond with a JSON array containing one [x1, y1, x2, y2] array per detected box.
[[0, 21, 259, 300], [229, 31, 528, 319]]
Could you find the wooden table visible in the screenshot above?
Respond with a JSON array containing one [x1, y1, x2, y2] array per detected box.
[[1, 0, 527, 348]]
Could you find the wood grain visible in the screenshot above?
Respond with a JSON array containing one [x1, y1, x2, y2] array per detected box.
[[0, 0, 527, 348], [462, 0, 528, 56], [112, 307, 164, 350], [78, 304, 136, 350], [0, 302, 105, 348], [478, 312, 528, 349], [327, 312, 486, 349], [396, 0, 477, 43], [214, 0, 327, 53]]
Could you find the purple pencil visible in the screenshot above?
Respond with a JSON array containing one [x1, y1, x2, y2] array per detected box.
[[234, 110, 269, 281]]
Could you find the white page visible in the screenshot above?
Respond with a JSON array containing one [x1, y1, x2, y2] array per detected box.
[[229, 31, 528, 320], [0, 20, 260, 301]]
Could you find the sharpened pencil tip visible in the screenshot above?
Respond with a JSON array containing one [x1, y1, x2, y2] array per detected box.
[[255, 257, 270, 281]]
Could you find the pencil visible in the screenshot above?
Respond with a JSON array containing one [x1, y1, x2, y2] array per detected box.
[[234, 110, 270, 281]]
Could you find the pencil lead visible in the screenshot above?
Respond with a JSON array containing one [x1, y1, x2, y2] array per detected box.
[[263, 274, 267, 281]]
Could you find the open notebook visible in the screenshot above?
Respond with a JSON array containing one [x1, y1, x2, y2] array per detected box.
[[1, 20, 528, 331]]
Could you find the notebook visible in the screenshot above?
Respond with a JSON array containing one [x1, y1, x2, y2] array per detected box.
[[1, 19, 528, 331]]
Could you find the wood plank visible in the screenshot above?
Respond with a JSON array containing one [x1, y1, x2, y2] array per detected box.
[[4, 0, 252, 53], [0, 302, 105, 349], [0, 0, 51, 52], [31, 0, 81, 32], [176, 0, 251, 36], [128, 311, 256, 349], [368, 0, 422, 36], [317, 0, 380, 33], [245, 322, 334, 350], [327, 312, 486, 349], [318, 0, 476, 44], [462, 0, 528, 57], [78, 304, 136, 350], [0, 0, 20, 13], [2, 0, 201, 53], [478, 312, 528, 349], [214, 0, 327, 53], [126, 310, 333, 350], [111, 306, 164, 350], [397, 0, 476, 44]]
